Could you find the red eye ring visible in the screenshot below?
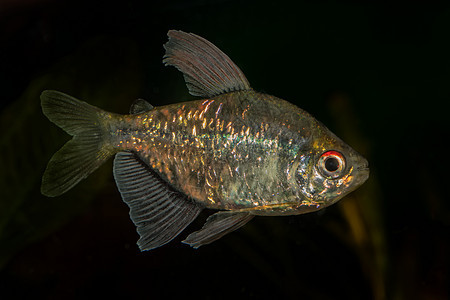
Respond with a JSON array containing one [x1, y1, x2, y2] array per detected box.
[[317, 150, 346, 179]]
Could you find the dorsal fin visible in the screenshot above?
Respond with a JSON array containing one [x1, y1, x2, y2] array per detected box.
[[163, 30, 251, 97], [129, 99, 154, 114]]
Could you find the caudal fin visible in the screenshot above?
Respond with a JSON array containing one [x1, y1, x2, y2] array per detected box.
[[41, 90, 113, 197]]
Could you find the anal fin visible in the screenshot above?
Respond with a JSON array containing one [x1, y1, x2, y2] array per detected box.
[[182, 211, 254, 248], [113, 152, 203, 250]]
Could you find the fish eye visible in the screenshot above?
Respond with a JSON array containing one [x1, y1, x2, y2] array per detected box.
[[317, 150, 346, 179]]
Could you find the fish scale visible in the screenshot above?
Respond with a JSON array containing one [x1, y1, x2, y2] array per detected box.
[[107, 91, 307, 211]]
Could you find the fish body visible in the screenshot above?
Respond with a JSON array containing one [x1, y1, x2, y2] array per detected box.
[[41, 30, 369, 250]]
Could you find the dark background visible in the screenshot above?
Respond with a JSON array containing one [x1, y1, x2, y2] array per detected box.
[[1, 0, 449, 299]]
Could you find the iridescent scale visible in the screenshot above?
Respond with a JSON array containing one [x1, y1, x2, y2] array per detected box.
[[110, 90, 312, 212]]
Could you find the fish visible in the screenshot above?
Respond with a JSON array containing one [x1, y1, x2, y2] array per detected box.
[[40, 30, 369, 250]]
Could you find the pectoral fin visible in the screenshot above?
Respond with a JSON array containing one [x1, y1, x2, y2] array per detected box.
[[113, 152, 203, 250], [182, 211, 254, 248]]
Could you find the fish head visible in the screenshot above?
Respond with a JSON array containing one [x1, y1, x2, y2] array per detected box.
[[292, 123, 369, 209]]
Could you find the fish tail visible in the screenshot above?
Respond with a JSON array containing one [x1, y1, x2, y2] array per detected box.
[[40, 90, 114, 197]]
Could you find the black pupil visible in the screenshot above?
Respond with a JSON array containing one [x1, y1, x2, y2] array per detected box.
[[325, 157, 340, 172]]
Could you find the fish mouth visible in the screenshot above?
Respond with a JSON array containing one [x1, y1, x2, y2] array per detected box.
[[357, 166, 370, 183], [357, 158, 369, 170], [356, 159, 369, 174]]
